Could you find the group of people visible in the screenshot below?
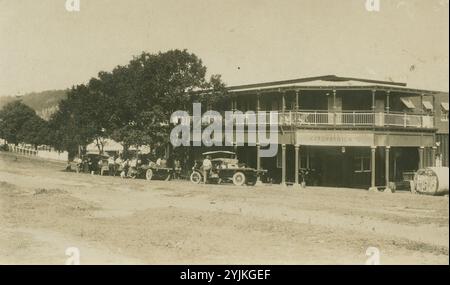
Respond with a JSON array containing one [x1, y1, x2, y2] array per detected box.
[[72, 153, 171, 178], [103, 155, 132, 178]]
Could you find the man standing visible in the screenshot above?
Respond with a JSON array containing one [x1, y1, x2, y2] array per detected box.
[[73, 156, 82, 173], [108, 155, 116, 176], [202, 155, 212, 184]]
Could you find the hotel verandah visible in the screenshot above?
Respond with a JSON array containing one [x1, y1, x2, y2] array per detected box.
[[187, 75, 449, 190]]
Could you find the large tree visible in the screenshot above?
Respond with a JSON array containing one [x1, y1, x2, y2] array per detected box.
[[49, 49, 227, 155], [49, 84, 108, 155], [104, 50, 212, 150], [0, 101, 42, 145], [17, 115, 51, 149]]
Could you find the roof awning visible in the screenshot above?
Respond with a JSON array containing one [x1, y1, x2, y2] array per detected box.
[[400, 98, 415, 109], [441, 102, 449, 111], [422, 101, 433, 110]]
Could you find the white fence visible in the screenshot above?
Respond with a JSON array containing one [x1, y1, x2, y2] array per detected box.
[[7, 145, 68, 162]]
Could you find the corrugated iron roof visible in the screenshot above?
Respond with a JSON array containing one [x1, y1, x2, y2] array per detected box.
[[227, 75, 406, 91], [218, 75, 442, 95]]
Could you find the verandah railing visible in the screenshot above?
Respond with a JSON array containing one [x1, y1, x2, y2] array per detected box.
[[277, 111, 434, 128], [194, 110, 434, 129]]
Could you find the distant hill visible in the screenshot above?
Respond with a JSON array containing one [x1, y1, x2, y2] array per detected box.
[[0, 90, 67, 120]]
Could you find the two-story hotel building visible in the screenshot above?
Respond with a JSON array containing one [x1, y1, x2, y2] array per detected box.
[[188, 75, 446, 191]]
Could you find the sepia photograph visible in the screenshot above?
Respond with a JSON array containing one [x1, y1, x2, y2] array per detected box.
[[0, 0, 448, 272]]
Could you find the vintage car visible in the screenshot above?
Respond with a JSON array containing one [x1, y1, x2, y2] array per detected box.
[[189, 151, 266, 186], [131, 156, 178, 181], [137, 164, 174, 181], [70, 153, 108, 174]]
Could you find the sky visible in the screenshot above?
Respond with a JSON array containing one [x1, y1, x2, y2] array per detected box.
[[0, 0, 448, 97]]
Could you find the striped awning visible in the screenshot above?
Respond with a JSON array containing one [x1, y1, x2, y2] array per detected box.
[[400, 98, 415, 109], [422, 101, 433, 110]]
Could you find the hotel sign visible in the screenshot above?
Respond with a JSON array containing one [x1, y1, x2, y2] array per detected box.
[[296, 130, 374, 146]]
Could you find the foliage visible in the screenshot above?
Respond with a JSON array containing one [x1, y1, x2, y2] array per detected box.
[[48, 49, 226, 155], [0, 101, 50, 147], [0, 50, 226, 156]]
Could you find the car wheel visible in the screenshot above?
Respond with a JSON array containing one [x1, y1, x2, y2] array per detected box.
[[190, 171, 202, 184], [145, 169, 153, 181], [232, 172, 246, 186]]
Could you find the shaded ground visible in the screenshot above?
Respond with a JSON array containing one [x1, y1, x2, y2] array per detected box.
[[0, 152, 448, 264]]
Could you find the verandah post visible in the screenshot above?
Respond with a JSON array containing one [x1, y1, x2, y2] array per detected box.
[[369, 146, 378, 192]]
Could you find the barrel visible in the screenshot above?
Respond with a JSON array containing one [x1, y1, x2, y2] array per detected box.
[[413, 167, 449, 196]]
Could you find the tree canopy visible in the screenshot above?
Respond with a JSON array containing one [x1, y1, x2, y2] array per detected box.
[[47, 49, 227, 156], [0, 101, 50, 147]]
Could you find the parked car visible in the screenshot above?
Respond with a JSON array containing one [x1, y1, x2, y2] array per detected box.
[[137, 164, 174, 181], [74, 153, 108, 174], [132, 155, 178, 181], [190, 151, 266, 186]]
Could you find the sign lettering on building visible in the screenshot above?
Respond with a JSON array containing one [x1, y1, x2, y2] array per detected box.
[[296, 131, 374, 146]]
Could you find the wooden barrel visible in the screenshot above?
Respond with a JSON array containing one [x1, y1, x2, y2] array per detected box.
[[413, 167, 449, 196]]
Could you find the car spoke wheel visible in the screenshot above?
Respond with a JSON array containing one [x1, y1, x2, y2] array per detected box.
[[190, 171, 202, 184], [232, 172, 246, 186], [145, 169, 153, 181]]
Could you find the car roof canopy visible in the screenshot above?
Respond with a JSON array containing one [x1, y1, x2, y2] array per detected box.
[[202, 151, 236, 156]]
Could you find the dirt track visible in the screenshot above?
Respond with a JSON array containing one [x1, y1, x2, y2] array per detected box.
[[0, 152, 448, 264]]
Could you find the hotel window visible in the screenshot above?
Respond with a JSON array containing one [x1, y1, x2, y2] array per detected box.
[[441, 103, 449, 122], [354, 156, 371, 173]]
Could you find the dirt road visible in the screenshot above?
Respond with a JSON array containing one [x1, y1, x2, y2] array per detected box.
[[0, 152, 448, 264]]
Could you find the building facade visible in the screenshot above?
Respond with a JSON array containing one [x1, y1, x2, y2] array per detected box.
[[434, 92, 449, 167], [189, 75, 445, 190]]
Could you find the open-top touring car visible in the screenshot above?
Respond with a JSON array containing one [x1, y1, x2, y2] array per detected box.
[[190, 151, 266, 186], [136, 163, 174, 181], [127, 155, 178, 181], [70, 153, 108, 174]]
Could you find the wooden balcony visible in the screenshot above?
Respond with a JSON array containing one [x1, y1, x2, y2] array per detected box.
[[276, 111, 434, 129], [185, 110, 435, 129]]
